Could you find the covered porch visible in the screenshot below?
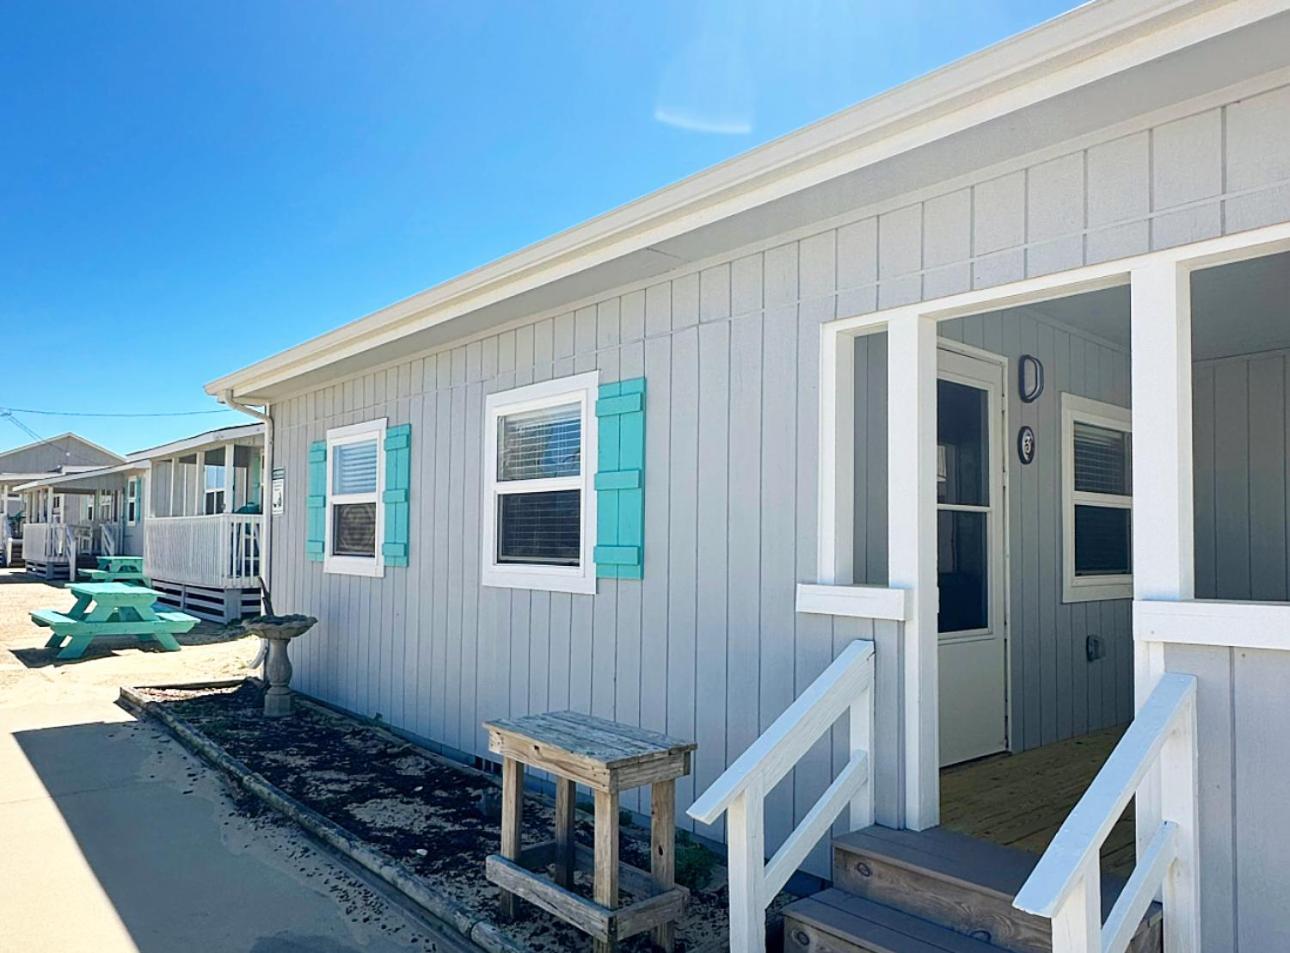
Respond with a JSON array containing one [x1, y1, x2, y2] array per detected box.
[[137, 423, 266, 621], [14, 462, 143, 582]]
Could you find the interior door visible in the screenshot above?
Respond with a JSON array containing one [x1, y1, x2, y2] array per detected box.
[[937, 347, 1008, 766]]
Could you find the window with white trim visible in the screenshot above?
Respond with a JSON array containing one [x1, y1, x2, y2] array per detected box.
[[482, 372, 598, 594], [127, 478, 138, 525], [325, 418, 386, 577], [1062, 394, 1132, 603]]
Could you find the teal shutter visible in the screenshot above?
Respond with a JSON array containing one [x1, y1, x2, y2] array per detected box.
[[306, 440, 327, 561], [594, 377, 645, 579], [382, 423, 411, 567]]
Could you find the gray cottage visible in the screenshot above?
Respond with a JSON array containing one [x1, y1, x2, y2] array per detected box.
[[208, 1, 1290, 949]]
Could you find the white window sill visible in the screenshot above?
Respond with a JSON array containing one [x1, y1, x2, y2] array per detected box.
[[483, 565, 596, 595], [1063, 576, 1132, 603], [325, 555, 385, 578]]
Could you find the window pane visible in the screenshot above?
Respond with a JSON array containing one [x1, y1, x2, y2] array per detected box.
[[1074, 422, 1130, 495], [333, 440, 378, 495], [204, 464, 226, 491], [497, 490, 580, 565], [498, 404, 580, 481], [333, 502, 377, 557], [1074, 505, 1131, 575], [937, 380, 988, 506], [937, 510, 988, 633]]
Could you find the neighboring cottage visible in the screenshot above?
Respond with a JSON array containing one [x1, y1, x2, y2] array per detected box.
[[0, 432, 123, 566], [205, 1, 1290, 949]]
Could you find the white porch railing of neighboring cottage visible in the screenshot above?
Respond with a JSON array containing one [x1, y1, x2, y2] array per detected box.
[[100, 523, 118, 557], [21, 522, 91, 562], [1014, 672, 1200, 953], [687, 639, 875, 953], [145, 513, 263, 589]]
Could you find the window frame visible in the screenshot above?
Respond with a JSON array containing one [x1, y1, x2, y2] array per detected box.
[[1061, 393, 1132, 603], [126, 477, 138, 525], [324, 417, 387, 578], [482, 371, 599, 594]]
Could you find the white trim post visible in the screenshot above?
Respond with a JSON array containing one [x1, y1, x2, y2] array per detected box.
[[1129, 259, 1195, 881], [887, 311, 940, 830], [223, 442, 235, 514]]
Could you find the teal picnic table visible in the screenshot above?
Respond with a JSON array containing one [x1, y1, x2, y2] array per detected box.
[[31, 582, 198, 661], [84, 555, 149, 584]]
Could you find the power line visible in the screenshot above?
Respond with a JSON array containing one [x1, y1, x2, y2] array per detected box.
[[0, 405, 236, 419]]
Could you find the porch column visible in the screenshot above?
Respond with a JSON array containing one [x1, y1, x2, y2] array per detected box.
[[223, 443, 235, 513], [169, 457, 181, 517], [1129, 260, 1194, 871], [886, 311, 940, 831]]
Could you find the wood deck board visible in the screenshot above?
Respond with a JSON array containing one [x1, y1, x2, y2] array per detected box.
[[786, 890, 1006, 953], [939, 725, 1136, 877]]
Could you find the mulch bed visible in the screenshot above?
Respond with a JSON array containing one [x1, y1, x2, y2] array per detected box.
[[132, 682, 766, 952]]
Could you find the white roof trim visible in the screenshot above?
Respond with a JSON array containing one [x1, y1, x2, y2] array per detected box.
[[13, 460, 150, 492], [205, 0, 1279, 400], [126, 423, 265, 462]]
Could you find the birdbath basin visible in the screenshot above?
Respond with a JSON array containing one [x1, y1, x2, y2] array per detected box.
[[239, 614, 318, 716]]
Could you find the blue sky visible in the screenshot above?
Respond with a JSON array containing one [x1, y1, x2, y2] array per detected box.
[[1, 1, 1077, 455]]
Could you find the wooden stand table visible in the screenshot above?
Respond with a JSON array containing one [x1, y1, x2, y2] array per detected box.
[[483, 711, 696, 952]]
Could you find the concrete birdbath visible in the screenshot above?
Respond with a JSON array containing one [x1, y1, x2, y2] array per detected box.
[[238, 614, 318, 716]]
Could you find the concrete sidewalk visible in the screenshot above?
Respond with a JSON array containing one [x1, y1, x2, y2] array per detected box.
[[0, 570, 475, 953]]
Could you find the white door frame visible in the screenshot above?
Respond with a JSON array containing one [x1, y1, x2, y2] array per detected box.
[[937, 341, 1011, 762], [815, 219, 1290, 832]]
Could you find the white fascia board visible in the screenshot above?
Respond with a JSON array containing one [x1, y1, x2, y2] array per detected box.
[[12, 459, 149, 493], [796, 583, 909, 622], [1134, 599, 1290, 651], [125, 423, 265, 463], [205, 0, 1274, 401]]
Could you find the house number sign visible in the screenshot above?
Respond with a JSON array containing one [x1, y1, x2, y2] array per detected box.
[[1017, 426, 1036, 465]]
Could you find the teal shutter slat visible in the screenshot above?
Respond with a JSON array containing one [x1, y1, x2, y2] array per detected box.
[[595, 377, 645, 579], [383, 423, 411, 567], [306, 441, 327, 561]]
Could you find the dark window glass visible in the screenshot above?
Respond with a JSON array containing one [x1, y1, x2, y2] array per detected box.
[[1073, 423, 1131, 495], [937, 509, 988, 633], [1074, 505, 1131, 575], [333, 502, 377, 557], [497, 490, 580, 566], [937, 380, 989, 506]]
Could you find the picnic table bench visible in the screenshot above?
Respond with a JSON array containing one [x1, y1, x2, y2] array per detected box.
[[31, 582, 198, 661]]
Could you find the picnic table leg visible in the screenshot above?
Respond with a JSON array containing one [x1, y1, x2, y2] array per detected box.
[[553, 776, 576, 889], [499, 757, 525, 921], [44, 633, 66, 650], [56, 634, 95, 661], [594, 788, 620, 953], [650, 779, 677, 952], [143, 630, 182, 652]]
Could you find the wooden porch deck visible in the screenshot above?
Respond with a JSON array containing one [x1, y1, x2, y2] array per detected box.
[[940, 724, 1135, 877]]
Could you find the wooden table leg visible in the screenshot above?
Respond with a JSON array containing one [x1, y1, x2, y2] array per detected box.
[[651, 779, 677, 952], [499, 756, 525, 920], [554, 777, 576, 889], [593, 787, 619, 953]]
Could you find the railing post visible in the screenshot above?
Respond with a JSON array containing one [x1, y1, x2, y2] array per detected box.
[[725, 784, 766, 953], [1050, 857, 1100, 953], [1160, 693, 1200, 952], [849, 676, 874, 831]]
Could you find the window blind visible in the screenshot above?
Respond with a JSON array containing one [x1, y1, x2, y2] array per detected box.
[[1073, 422, 1130, 495], [333, 440, 378, 495], [498, 404, 581, 481], [497, 490, 581, 565]]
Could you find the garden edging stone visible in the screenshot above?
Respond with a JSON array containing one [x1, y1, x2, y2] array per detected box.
[[118, 679, 532, 953]]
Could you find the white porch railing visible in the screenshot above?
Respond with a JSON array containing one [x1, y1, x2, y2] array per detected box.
[[1014, 673, 1199, 952], [145, 513, 263, 589], [687, 639, 875, 953], [21, 522, 93, 563], [101, 523, 118, 557]]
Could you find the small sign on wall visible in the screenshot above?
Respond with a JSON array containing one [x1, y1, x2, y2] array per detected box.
[[1017, 426, 1036, 465], [271, 467, 286, 515]]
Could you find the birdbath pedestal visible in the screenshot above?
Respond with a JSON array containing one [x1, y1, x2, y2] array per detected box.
[[241, 615, 318, 717]]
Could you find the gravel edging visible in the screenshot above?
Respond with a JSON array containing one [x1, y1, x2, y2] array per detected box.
[[118, 681, 532, 953]]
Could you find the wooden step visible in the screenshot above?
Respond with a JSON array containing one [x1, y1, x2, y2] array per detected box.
[[784, 889, 1010, 953], [832, 826, 1161, 953]]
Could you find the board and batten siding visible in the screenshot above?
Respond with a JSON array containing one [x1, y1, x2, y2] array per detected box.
[[1193, 348, 1290, 602], [853, 308, 1134, 757], [270, 81, 1290, 873]]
